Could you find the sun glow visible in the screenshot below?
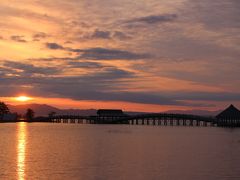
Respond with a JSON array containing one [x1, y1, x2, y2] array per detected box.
[[15, 96, 33, 102]]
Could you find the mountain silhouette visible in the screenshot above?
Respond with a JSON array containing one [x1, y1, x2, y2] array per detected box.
[[8, 103, 221, 117], [164, 109, 221, 116], [8, 104, 97, 116]]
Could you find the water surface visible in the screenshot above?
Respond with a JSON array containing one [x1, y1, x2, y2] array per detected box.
[[0, 123, 240, 180]]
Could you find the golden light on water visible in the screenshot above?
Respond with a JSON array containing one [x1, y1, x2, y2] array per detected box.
[[15, 96, 33, 102], [17, 122, 27, 180]]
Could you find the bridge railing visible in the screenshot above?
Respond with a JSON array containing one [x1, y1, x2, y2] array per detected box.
[[48, 113, 225, 126]]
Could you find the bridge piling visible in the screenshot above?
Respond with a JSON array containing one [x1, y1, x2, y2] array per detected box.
[[147, 119, 149, 125], [176, 119, 180, 126], [164, 120, 167, 126], [153, 118, 156, 125], [203, 121, 207, 127], [183, 120, 186, 126], [136, 119, 139, 125], [190, 120, 193, 126], [196, 120, 200, 126], [50, 113, 221, 127]]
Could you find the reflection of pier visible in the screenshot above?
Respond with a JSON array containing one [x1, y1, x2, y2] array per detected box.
[[50, 105, 240, 127]]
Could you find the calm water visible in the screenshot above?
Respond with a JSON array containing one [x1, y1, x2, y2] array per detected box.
[[0, 123, 240, 180]]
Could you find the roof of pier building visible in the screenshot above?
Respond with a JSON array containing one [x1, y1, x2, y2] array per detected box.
[[97, 109, 124, 116], [216, 104, 240, 120]]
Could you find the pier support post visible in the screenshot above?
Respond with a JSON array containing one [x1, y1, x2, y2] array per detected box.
[[183, 120, 186, 126], [190, 120, 193, 126], [196, 120, 200, 126], [203, 121, 207, 127], [176, 120, 180, 126], [164, 120, 167, 126]]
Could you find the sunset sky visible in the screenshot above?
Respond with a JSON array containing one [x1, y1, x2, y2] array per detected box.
[[0, 0, 240, 112]]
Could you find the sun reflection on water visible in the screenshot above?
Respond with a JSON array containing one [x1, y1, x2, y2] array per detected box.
[[17, 122, 27, 180]]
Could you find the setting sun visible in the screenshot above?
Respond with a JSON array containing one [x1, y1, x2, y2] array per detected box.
[[15, 96, 33, 102]]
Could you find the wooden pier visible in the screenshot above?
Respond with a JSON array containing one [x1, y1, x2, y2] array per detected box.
[[49, 105, 240, 127], [5, 105, 234, 127], [50, 113, 218, 127]]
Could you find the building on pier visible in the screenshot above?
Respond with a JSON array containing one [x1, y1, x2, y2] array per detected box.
[[216, 104, 240, 126], [96, 109, 127, 123], [97, 109, 124, 116]]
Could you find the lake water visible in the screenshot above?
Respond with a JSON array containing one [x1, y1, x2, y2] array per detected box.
[[0, 123, 240, 180]]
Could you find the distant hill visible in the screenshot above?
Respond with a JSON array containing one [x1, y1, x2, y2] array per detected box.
[[127, 109, 221, 117], [164, 109, 221, 117], [8, 104, 97, 116], [7, 103, 221, 117]]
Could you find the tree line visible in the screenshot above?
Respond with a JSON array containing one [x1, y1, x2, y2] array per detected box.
[[0, 101, 35, 121]]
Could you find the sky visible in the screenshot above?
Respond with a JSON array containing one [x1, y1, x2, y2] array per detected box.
[[0, 0, 240, 112]]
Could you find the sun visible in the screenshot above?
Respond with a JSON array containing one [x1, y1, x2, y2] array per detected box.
[[15, 96, 33, 102]]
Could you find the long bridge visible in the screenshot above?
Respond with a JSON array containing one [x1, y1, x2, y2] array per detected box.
[[50, 113, 217, 127], [49, 105, 240, 127], [2, 105, 239, 127]]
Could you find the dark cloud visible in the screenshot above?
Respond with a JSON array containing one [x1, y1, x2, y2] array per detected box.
[[33, 32, 48, 39], [1, 63, 238, 107], [125, 14, 178, 25], [81, 29, 131, 40], [1, 0, 240, 110], [46, 42, 151, 60], [0, 66, 135, 95], [0, 66, 17, 76], [3, 61, 61, 75], [75, 48, 151, 60], [90, 29, 111, 39], [170, 92, 240, 102], [46, 42, 64, 49], [0, 76, 205, 107], [42, 89, 198, 107], [67, 61, 103, 68], [92, 67, 134, 79], [113, 31, 131, 40], [32, 32, 49, 41], [11, 35, 27, 43], [184, 1, 240, 29]]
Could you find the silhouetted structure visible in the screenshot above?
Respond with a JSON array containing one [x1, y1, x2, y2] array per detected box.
[[50, 112, 215, 126], [46, 106, 240, 127], [96, 109, 127, 123], [97, 109, 123, 116], [216, 104, 240, 127], [116, 113, 215, 126]]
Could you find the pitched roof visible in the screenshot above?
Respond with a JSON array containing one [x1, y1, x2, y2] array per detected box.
[[216, 104, 240, 119], [97, 109, 123, 115]]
